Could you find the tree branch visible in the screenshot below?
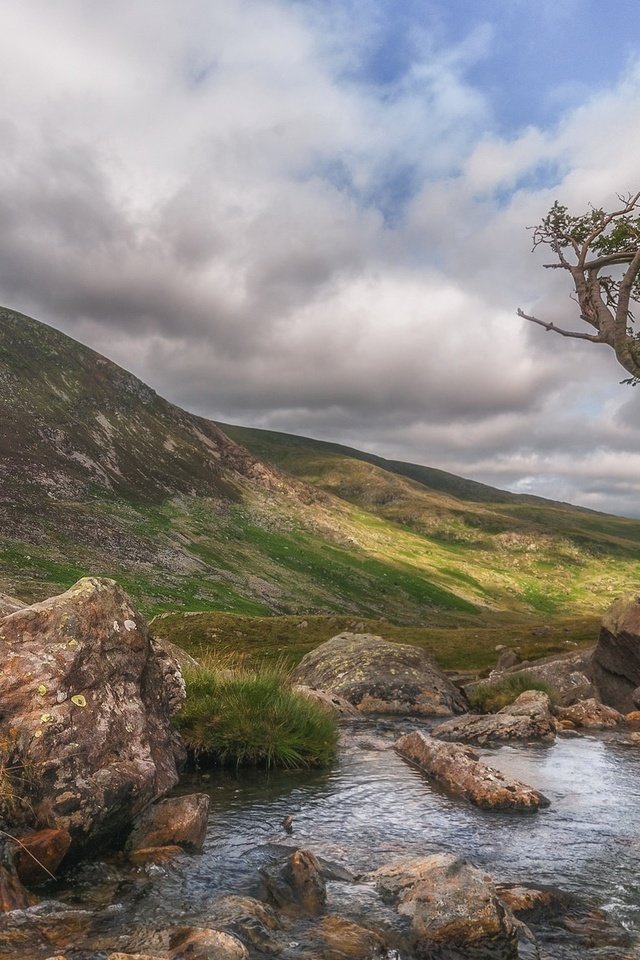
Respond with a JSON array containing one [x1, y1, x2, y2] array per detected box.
[[516, 308, 605, 342]]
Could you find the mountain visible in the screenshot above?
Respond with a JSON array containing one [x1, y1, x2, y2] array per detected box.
[[2, 306, 639, 623]]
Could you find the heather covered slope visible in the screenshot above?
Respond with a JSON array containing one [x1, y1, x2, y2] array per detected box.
[[1, 306, 639, 622]]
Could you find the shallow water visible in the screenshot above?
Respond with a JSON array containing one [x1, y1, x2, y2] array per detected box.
[[8, 723, 640, 958]]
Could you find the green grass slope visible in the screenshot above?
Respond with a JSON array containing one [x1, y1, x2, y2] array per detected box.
[[1, 305, 638, 627]]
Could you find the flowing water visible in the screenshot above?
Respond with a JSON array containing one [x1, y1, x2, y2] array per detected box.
[[5, 723, 640, 958]]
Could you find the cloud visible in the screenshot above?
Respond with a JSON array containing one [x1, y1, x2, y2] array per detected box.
[[1, 1, 640, 514]]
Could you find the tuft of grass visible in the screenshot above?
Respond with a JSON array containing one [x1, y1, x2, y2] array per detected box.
[[173, 655, 338, 769], [468, 675, 556, 713]]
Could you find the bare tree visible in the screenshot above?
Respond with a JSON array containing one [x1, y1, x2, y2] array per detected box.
[[517, 191, 640, 383]]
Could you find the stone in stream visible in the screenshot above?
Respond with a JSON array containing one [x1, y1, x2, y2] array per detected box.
[[592, 594, 640, 712], [0, 578, 186, 861], [431, 690, 556, 747], [290, 633, 468, 716], [12, 827, 71, 885], [394, 731, 550, 812], [0, 840, 36, 912], [126, 794, 210, 854], [369, 853, 520, 959], [261, 848, 327, 915]]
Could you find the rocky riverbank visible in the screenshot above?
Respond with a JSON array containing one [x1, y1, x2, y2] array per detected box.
[[1, 581, 640, 958]]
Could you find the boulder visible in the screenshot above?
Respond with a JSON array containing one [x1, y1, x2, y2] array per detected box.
[[556, 698, 624, 729], [0, 578, 186, 860], [126, 794, 209, 853], [369, 853, 519, 959], [261, 848, 327, 915], [432, 691, 556, 746], [465, 649, 596, 707], [290, 633, 468, 716], [592, 595, 640, 712], [394, 731, 550, 812], [167, 927, 248, 959]]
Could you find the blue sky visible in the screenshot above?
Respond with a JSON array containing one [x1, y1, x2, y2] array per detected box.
[[2, 0, 640, 514]]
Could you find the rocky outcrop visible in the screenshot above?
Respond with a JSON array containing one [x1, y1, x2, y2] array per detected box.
[[465, 649, 596, 707], [126, 794, 210, 854], [291, 633, 468, 716], [370, 853, 519, 959], [395, 731, 550, 811], [592, 594, 640, 712], [556, 698, 624, 729], [0, 578, 186, 860], [432, 691, 556, 746]]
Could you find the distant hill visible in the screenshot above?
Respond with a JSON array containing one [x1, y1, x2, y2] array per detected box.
[[1, 305, 639, 622]]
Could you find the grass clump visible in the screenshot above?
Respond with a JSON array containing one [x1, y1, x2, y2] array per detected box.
[[468, 675, 556, 713], [174, 655, 338, 769]]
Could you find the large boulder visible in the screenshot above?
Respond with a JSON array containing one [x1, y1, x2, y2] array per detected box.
[[592, 594, 640, 712], [432, 691, 556, 746], [394, 731, 550, 812], [0, 577, 186, 860], [369, 853, 519, 959], [290, 633, 467, 716]]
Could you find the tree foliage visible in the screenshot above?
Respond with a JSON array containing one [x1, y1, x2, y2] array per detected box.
[[518, 192, 640, 382]]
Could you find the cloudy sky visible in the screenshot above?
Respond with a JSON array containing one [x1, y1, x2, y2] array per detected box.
[[3, 1, 640, 516]]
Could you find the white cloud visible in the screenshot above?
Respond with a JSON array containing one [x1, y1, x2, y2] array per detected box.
[[1, 2, 640, 514]]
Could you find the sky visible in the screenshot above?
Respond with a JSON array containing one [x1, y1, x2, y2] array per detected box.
[[3, 0, 640, 516]]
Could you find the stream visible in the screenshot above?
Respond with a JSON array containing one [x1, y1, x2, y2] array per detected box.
[[3, 722, 640, 959]]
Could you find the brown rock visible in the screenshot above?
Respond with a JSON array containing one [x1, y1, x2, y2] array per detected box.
[[592, 594, 640, 711], [625, 710, 640, 724], [127, 794, 209, 853], [168, 926, 248, 959], [208, 895, 284, 955], [394, 731, 550, 812], [261, 848, 327, 915], [12, 828, 71, 884], [312, 915, 387, 959], [0, 578, 186, 859], [291, 633, 468, 716], [557, 698, 624, 729], [128, 845, 183, 866], [432, 691, 556, 746], [370, 853, 519, 959], [496, 883, 572, 921]]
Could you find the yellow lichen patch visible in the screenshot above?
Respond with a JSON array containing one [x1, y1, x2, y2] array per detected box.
[[71, 695, 87, 707], [67, 638, 79, 650], [37, 684, 47, 697], [40, 713, 54, 723]]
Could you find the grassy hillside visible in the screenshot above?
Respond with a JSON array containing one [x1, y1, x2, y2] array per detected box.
[[1, 306, 639, 628]]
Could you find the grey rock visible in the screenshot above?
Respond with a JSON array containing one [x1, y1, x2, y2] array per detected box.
[[291, 633, 467, 717], [592, 594, 640, 712], [432, 691, 556, 746]]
